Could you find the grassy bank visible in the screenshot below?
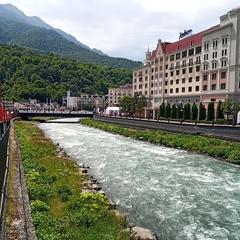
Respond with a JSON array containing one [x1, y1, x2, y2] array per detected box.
[[81, 118, 240, 164], [14, 120, 129, 240]]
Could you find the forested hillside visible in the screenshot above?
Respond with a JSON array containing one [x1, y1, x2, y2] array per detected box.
[[0, 43, 132, 104], [0, 4, 142, 69]]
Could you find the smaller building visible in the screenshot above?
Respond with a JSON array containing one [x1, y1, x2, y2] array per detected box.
[[62, 91, 106, 110], [108, 84, 133, 107]]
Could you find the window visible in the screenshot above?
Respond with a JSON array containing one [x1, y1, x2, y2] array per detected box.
[[176, 79, 179, 84], [170, 54, 174, 61], [203, 75, 208, 81], [196, 56, 201, 64], [196, 76, 200, 82], [182, 50, 187, 58], [189, 77, 192, 83], [213, 39, 218, 48], [155, 67, 158, 71], [160, 57, 163, 62], [189, 58, 193, 66], [165, 89, 168, 94], [182, 78, 186, 84], [222, 49, 227, 56], [204, 42, 209, 50], [221, 83, 226, 89], [189, 67, 193, 73], [182, 69, 186, 74], [221, 72, 226, 78], [171, 71, 174, 77], [165, 73, 168, 77], [165, 64, 168, 69], [188, 86, 192, 92], [165, 80, 168, 85], [196, 66, 200, 72], [212, 73, 217, 80], [189, 48, 194, 56], [176, 70, 179, 75], [204, 54, 208, 60], [182, 87, 185, 92], [221, 60, 227, 67], [176, 88, 179, 93], [203, 64, 208, 71], [170, 80, 173, 85], [170, 89, 173, 93], [195, 86, 199, 91], [203, 85, 207, 91], [176, 53, 180, 59], [212, 84, 216, 90], [212, 62, 217, 69], [196, 46, 202, 54], [222, 37, 228, 45], [212, 51, 217, 58]]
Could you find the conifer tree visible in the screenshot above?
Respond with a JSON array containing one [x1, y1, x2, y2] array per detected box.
[[207, 102, 215, 121]]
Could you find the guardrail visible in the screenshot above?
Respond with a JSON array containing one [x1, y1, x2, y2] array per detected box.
[[0, 121, 10, 238]]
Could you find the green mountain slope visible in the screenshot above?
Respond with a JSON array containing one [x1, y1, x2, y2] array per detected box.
[[0, 43, 132, 104], [0, 4, 142, 69]]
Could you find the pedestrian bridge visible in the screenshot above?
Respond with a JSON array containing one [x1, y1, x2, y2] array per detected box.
[[17, 110, 94, 120]]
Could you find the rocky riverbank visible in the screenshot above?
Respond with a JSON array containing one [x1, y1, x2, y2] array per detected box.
[[57, 145, 159, 240]]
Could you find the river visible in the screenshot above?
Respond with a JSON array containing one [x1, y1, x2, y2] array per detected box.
[[39, 120, 240, 240]]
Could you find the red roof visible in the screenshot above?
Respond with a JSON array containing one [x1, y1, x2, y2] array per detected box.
[[165, 25, 220, 53]]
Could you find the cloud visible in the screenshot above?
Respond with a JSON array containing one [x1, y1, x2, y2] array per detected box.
[[0, 0, 239, 61]]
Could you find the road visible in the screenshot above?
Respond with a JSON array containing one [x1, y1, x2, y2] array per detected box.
[[93, 115, 240, 142]]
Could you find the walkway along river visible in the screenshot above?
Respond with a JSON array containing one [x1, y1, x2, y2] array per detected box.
[[39, 120, 240, 240]]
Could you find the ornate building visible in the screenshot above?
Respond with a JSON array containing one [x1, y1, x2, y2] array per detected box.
[[133, 8, 240, 119]]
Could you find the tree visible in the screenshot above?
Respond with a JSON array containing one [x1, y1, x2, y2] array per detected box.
[[171, 104, 177, 119], [177, 102, 183, 119], [221, 98, 233, 120], [199, 102, 206, 120], [135, 94, 147, 118], [165, 103, 171, 118], [159, 103, 165, 118], [118, 95, 132, 116], [207, 102, 215, 121], [183, 103, 191, 120], [191, 102, 198, 120], [216, 100, 224, 119]]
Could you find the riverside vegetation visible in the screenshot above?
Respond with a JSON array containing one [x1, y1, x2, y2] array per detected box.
[[81, 118, 240, 164], [13, 120, 129, 240]]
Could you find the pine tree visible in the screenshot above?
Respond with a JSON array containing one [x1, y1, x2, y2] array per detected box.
[[207, 102, 215, 121], [171, 103, 177, 119], [191, 102, 198, 120], [199, 102, 206, 120], [216, 100, 224, 119]]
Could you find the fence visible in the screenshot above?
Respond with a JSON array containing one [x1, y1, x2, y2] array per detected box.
[[0, 121, 10, 237]]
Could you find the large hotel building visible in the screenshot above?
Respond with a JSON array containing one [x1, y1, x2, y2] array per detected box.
[[133, 8, 240, 119]]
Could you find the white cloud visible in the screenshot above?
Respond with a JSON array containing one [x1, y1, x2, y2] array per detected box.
[[0, 0, 239, 61]]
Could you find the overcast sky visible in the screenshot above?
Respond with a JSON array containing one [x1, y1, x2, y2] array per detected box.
[[1, 0, 239, 61]]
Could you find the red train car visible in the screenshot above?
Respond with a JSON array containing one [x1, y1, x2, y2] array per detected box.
[[0, 106, 12, 121]]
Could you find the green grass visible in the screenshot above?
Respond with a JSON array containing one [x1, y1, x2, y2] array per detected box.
[[14, 120, 129, 240], [81, 118, 240, 164]]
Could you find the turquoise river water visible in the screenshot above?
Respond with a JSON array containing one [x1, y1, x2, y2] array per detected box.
[[39, 120, 240, 240]]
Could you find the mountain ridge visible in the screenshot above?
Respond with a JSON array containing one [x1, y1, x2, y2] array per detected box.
[[0, 4, 141, 69]]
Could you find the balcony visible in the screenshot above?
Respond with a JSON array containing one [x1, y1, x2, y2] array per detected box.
[[195, 60, 201, 65]]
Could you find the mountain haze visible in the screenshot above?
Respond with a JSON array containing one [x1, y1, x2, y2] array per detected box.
[[0, 4, 141, 69]]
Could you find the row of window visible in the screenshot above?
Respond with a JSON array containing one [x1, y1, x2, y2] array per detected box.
[[166, 82, 226, 94], [204, 37, 228, 50], [169, 46, 202, 61]]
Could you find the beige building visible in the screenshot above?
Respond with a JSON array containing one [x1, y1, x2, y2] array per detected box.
[[62, 91, 106, 110], [108, 84, 133, 107], [133, 7, 240, 119]]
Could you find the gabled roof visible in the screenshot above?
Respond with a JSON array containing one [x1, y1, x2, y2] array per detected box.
[[164, 25, 220, 53]]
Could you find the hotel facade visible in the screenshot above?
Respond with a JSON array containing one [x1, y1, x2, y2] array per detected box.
[[133, 8, 240, 119]]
